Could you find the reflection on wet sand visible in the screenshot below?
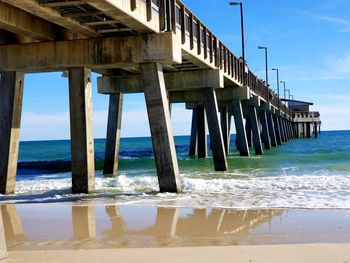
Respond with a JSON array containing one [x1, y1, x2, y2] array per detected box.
[[0, 208, 7, 260], [1, 205, 24, 242], [72, 206, 96, 240], [1, 203, 285, 250]]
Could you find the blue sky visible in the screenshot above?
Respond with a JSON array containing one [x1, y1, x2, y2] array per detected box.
[[20, 0, 350, 141]]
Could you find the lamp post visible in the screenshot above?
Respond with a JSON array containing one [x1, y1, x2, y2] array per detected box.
[[280, 80, 286, 100], [229, 2, 245, 84], [286, 89, 290, 107], [258, 46, 268, 88], [272, 68, 280, 109]]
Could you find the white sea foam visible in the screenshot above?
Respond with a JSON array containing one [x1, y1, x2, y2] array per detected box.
[[2, 173, 350, 209]]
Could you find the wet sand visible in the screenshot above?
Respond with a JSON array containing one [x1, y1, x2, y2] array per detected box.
[[1, 202, 350, 262]]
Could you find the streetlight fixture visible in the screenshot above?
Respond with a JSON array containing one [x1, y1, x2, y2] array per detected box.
[[258, 46, 268, 88], [272, 68, 280, 108], [229, 2, 245, 84], [280, 80, 286, 100]]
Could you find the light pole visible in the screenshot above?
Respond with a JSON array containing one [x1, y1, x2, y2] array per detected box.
[[286, 89, 290, 106], [280, 80, 286, 100], [258, 46, 268, 88], [272, 68, 280, 109], [229, 2, 245, 84]]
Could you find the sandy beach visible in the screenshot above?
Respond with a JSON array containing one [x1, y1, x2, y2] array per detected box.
[[0, 202, 349, 262], [5, 244, 350, 263]]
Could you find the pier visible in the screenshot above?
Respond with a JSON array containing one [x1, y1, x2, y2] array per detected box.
[[0, 0, 321, 195]]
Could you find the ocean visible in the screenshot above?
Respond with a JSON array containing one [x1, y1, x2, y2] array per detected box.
[[1, 130, 350, 209]]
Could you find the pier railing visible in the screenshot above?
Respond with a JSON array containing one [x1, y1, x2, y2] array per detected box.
[[138, 0, 292, 116]]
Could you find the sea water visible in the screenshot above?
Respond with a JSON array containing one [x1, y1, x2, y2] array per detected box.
[[1, 130, 350, 209]]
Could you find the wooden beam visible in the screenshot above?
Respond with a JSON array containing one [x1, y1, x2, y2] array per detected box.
[[0, 0, 99, 37], [0, 32, 181, 72], [0, 2, 61, 41]]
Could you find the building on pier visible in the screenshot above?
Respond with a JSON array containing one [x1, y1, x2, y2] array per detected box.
[[286, 100, 321, 138]]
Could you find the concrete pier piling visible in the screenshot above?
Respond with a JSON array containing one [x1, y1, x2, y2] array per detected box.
[[197, 104, 208, 159], [248, 107, 263, 155], [267, 113, 277, 147], [220, 107, 230, 155], [259, 110, 272, 150], [274, 116, 282, 145], [204, 88, 228, 171], [306, 122, 311, 138], [279, 117, 286, 143], [189, 108, 198, 157], [245, 116, 253, 148], [68, 67, 95, 194], [103, 93, 123, 176], [141, 63, 181, 193], [314, 122, 318, 138], [0, 72, 24, 195], [232, 100, 250, 157]]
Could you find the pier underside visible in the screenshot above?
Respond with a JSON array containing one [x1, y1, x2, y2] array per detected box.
[[0, 0, 319, 195]]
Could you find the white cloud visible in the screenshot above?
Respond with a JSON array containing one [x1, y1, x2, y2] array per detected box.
[[313, 14, 350, 32], [19, 105, 195, 141], [313, 103, 350, 131], [284, 53, 350, 82]]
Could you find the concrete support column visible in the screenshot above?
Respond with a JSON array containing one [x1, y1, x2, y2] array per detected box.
[[197, 104, 207, 158], [290, 121, 294, 138], [0, 208, 7, 260], [274, 115, 282, 145], [285, 120, 290, 140], [299, 123, 303, 138], [303, 122, 307, 138], [248, 107, 263, 155], [295, 123, 300, 138], [286, 120, 291, 140], [314, 122, 318, 138], [220, 107, 230, 155], [306, 122, 311, 138], [279, 117, 286, 142], [259, 110, 272, 150], [0, 72, 24, 195], [245, 116, 253, 148], [141, 63, 181, 193], [103, 93, 123, 176], [69, 67, 95, 194], [204, 88, 228, 171], [227, 113, 232, 153], [189, 108, 198, 157], [283, 119, 289, 141], [267, 113, 277, 147], [232, 100, 250, 157]]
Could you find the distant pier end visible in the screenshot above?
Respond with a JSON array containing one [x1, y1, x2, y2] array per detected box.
[[0, 0, 321, 195]]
